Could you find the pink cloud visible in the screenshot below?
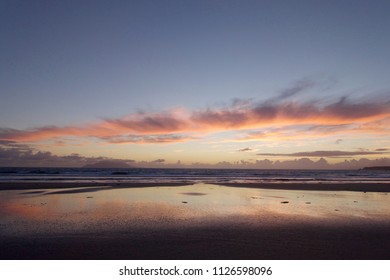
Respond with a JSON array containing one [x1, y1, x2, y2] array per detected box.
[[98, 134, 194, 144], [1, 95, 389, 144], [192, 98, 390, 130], [102, 111, 190, 134]]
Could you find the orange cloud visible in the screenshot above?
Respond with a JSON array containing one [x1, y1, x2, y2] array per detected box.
[[1, 96, 389, 144], [192, 97, 390, 130], [102, 111, 190, 134], [98, 134, 195, 144]]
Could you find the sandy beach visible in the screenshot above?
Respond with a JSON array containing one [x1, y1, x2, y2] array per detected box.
[[1, 182, 390, 260]]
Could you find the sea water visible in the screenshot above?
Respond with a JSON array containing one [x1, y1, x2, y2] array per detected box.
[[0, 167, 389, 184]]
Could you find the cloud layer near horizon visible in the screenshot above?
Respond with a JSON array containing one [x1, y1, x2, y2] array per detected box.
[[1, 92, 389, 145], [257, 150, 388, 157], [1, 145, 390, 169]]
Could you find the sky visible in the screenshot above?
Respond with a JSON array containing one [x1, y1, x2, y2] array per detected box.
[[1, 0, 390, 168]]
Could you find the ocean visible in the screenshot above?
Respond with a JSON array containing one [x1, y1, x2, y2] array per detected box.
[[0, 167, 389, 184]]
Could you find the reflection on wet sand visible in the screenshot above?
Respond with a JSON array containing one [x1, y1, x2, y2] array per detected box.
[[1, 183, 390, 259], [1, 184, 390, 237], [179, 192, 207, 196]]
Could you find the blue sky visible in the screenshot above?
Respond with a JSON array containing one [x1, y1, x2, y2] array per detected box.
[[1, 0, 390, 167]]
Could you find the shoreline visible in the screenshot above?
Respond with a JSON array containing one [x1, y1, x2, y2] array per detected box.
[[217, 182, 390, 193], [0, 181, 390, 192], [0, 182, 192, 191]]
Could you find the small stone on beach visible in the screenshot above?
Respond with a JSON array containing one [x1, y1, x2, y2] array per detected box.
[[281, 201, 289, 204], [182, 201, 188, 204]]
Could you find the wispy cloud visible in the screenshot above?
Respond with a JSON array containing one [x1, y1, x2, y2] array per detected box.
[[375, 148, 389, 152], [238, 147, 252, 152], [102, 111, 190, 134], [269, 78, 315, 102], [98, 134, 194, 144]]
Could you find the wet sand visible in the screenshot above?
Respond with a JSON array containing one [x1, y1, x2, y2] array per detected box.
[[2, 223, 390, 260], [1, 182, 390, 259]]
